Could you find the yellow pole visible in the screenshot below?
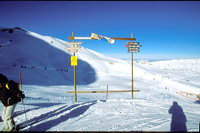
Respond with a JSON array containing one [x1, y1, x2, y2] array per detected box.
[[72, 32, 77, 102]]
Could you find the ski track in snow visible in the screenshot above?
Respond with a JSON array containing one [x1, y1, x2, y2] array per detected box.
[[0, 28, 199, 131]]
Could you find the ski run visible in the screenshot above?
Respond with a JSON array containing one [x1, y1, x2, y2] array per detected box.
[[0, 27, 199, 131]]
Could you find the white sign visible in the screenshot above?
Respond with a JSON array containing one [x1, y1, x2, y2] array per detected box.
[[127, 44, 142, 48], [66, 42, 82, 45], [65, 46, 81, 53], [128, 47, 139, 50], [128, 49, 140, 53]]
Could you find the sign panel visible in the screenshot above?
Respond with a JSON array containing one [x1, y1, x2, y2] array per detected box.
[[129, 44, 142, 48], [66, 42, 82, 45], [128, 50, 140, 53], [65, 46, 81, 53], [128, 47, 139, 50], [127, 42, 140, 45], [125, 44, 142, 48], [71, 56, 78, 66]]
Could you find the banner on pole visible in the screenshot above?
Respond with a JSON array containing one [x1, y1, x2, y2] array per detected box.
[[91, 33, 115, 44]]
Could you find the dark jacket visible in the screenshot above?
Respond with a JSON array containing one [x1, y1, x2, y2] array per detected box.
[[0, 80, 25, 107]]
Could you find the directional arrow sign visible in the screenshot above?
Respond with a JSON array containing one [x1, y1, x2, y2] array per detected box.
[[128, 47, 139, 50], [125, 44, 142, 48], [65, 46, 81, 53], [129, 44, 142, 47], [127, 42, 140, 45], [128, 50, 140, 53], [66, 42, 82, 45]]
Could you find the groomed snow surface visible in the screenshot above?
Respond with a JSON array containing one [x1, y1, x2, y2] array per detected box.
[[0, 28, 199, 132]]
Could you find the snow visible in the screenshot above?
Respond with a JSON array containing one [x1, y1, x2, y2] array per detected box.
[[0, 27, 199, 131]]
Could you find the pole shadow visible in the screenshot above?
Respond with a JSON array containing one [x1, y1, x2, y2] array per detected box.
[[16, 101, 96, 131], [168, 101, 187, 132]]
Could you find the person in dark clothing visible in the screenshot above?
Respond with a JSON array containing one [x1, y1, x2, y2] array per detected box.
[[0, 73, 25, 131]]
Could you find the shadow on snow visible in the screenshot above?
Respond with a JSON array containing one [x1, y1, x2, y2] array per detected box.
[[168, 101, 187, 132], [18, 101, 96, 131], [0, 102, 64, 122]]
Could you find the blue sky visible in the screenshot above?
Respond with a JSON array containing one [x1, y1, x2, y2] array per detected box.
[[1, 1, 200, 60]]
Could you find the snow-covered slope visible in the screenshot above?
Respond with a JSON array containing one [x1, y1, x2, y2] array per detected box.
[[0, 27, 199, 131], [0, 27, 96, 85]]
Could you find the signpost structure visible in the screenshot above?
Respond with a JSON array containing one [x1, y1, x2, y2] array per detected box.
[[67, 33, 141, 102], [125, 33, 142, 99], [65, 32, 83, 102]]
